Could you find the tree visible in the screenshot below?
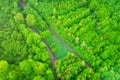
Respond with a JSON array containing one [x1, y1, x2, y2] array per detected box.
[[74, 37, 79, 45], [33, 76, 45, 80], [8, 70, 17, 80], [19, 59, 35, 79], [18, 59, 54, 80], [0, 60, 8, 80], [14, 12, 24, 23], [26, 14, 36, 26], [46, 69, 54, 80], [55, 52, 93, 80], [41, 30, 51, 39], [33, 62, 45, 75], [89, 0, 100, 11], [0, 60, 8, 73]]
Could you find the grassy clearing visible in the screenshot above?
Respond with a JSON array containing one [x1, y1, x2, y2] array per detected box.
[[46, 35, 69, 59]]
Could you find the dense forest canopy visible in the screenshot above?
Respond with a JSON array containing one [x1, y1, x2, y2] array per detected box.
[[0, 0, 120, 80]]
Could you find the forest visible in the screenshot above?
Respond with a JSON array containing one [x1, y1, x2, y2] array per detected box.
[[0, 0, 120, 80]]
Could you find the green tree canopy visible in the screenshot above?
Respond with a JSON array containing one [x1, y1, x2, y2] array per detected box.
[[26, 14, 36, 26]]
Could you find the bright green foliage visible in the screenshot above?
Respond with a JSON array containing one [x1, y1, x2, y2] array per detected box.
[[0, 60, 8, 73], [34, 61, 45, 74], [41, 30, 51, 39], [0, 60, 8, 80], [0, 0, 120, 80], [29, 0, 120, 79], [26, 14, 36, 26], [89, 0, 100, 11], [8, 70, 18, 80], [14, 12, 24, 23], [55, 53, 95, 79], [19, 59, 34, 77], [10, 59, 54, 80], [33, 76, 45, 80], [0, 0, 54, 79]]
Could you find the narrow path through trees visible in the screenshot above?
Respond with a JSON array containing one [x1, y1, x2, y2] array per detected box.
[[19, 0, 93, 73], [42, 39, 58, 80], [19, 1, 58, 80], [29, 27, 58, 80], [18, 0, 102, 80], [48, 27, 90, 67], [19, 0, 25, 7]]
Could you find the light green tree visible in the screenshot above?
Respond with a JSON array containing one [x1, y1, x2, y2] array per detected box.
[[0, 60, 8, 80], [14, 12, 24, 23], [26, 14, 36, 26]]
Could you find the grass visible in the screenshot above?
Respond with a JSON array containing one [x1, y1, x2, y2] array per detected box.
[[46, 35, 69, 59]]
